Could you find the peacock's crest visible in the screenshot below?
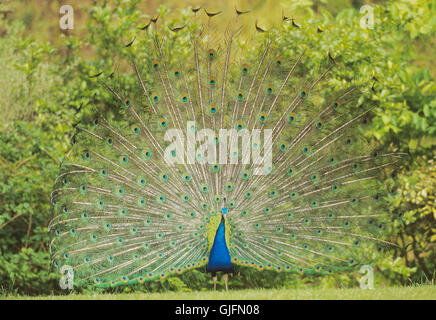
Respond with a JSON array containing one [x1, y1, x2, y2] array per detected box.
[[49, 7, 405, 288]]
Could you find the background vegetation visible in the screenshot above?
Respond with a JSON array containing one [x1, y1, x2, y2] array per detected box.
[[0, 0, 435, 296]]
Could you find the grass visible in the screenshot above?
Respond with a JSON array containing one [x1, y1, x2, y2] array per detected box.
[[3, 285, 436, 300]]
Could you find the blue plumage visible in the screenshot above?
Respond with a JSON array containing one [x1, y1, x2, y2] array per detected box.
[[207, 218, 233, 275]]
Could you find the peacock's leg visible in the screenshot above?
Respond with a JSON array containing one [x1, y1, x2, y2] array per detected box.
[[213, 276, 217, 291], [223, 274, 229, 292]]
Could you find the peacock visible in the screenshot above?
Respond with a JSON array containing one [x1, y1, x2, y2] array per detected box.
[[49, 7, 405, 291]]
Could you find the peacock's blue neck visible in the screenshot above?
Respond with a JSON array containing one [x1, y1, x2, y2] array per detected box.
[[207, 219, 233, 272]]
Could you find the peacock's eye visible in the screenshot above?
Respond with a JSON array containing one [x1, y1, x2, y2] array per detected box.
[[208, 49, 216, 58]]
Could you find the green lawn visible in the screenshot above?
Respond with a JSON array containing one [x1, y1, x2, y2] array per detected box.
[[3, 285, 436, 300]]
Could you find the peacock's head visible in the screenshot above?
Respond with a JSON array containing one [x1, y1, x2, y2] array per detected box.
[[221, 207, 228, 220]]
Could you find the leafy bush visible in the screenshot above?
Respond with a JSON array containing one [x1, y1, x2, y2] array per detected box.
[[392, 154, 436, 282]]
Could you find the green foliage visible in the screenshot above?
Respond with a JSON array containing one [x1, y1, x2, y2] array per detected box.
[[0, 26, 75, 293], [391, 154, 436, 281], [0, 0, 435, 295]]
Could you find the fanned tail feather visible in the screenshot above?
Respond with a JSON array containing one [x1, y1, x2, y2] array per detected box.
[[49, 8, 406, 287]]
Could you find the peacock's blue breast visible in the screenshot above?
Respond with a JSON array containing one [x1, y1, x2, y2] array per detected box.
[[207, 220, 233, 272]]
